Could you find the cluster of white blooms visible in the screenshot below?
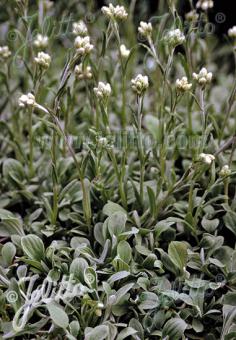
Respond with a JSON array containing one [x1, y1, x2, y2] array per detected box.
[[97, 137, 108, 147], [102, 4, 128, 21], [219, 165, 231, 177], [138, 21, 153, 39], [94, 82, 111, 101], [193, 67, 212, 86], [165, 29, 185, 47], [0, 46, 11, 59], [75, 64, 92, 80], [131, 74, 149, 95], [18, 93, 36, 108], [185, 10, 199, 22], [196, 0, 214, 11], [72, 20, 88, 36], [120, 44, 130, 58], [198, 153, 215, 165], [74, 36, 93, 55], [33, 34, 49, 49], [228, 26, 236, 39], [176, 77, 192, 92], [34, 51, 51, 69]]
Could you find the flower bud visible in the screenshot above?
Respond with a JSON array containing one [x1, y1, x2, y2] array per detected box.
[[94, 82, 111, 101], [228, 26, 236, 39], [33, 34, 49, 49], [0, 46, 11, 59], [198, 153, 215, 165], [72, 21, 88, 36], [97, 137, 108, 147], [75, 64, 92, 80], [131, 74, 149, 96], [18, 93, 36, 108], [138, 21, 153, 39], [196, 0, 214, 11], [185, 10, 199, 22], [74, 36, 94, 55], [219, 165, 231, 177], [34, 51, 51, 69], [193, 67, 212, 87], [165, 29, 185, 47], [102, 4, 128, 21], [120, 44, 130, 58], [176, 77, 192, 92]]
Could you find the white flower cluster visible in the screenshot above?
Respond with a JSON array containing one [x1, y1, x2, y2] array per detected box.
[[74, 36, 93, 55], [72, 20, 88, 36], [97, 137, 108, 147], [18, 93, 36, 108], [138, 21, 153, 39], [176, 77, 192, 92], [199, 153, 215, 165], [33, 34, 49, 49], [196, 0, 214, 11], [102, 4, 128, 21], [75, 64, 92, 80], [193, 67, 212, 87], [131, 74, 149, 96], [72, 18, 93, 57], [94, 82, 111, 101], [34, 51, 51, 69], [0, 46, 11, 59], [120, 44, 130, 58], [228, 26, 236, 39], [219, 165, 231, 177], [165, 29, 185, 47], [185, 10, 199, 22]]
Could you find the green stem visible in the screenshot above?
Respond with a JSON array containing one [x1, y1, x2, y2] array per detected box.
[[137, 96, 145, 205], [199, 88, 206, 153], [51, 130, 58, 226], [28, 107, 34, 177]]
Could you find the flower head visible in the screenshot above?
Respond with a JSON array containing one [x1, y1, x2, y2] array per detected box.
[[34, 51, 51, 69], [165, 29, 185, 47], [33, 34, 49, 49], [196, 0, 214, 11], [176, 77, 192, 92], [18, 93, 36, 108], [102, 4, 128, 21], [228, 26, 236, 39], [120, 44, 130, 58], [72, 21, 88, 36], [74, 36, 93, 55], [0, 46, 11, 59], [138, 21, 153, 39], [131, 74, 149, 96], [193, 67, 212, 87], [219, 165, 231, 177], [185, 10, 199, 22], [94, 82, 111, 101], [75, 64, 92, 80], [97, 137, 108, 147], [198, 153, 215, 165]]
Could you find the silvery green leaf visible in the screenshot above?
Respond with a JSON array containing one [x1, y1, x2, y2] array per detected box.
[[162, 318, 187, 339], [138, 292, 159, 310], [1, 242, 16, 266], [85, 325, 109, 340], [47, 301, 69, 329], [21, 234, 45, 261]]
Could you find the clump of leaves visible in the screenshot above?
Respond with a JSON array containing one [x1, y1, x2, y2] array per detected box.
[[0, 0, 236, 339]]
